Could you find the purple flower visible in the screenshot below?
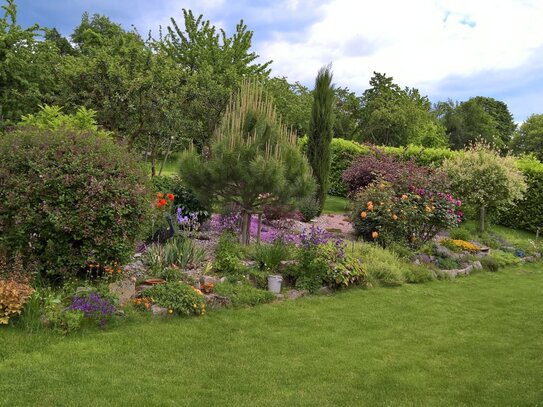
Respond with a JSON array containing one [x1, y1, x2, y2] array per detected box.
[[68, 292, 116, 327]]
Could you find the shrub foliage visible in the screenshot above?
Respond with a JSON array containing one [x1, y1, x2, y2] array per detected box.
[[0, 127, 150, 277]]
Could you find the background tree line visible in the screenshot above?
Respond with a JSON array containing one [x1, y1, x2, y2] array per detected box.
[[1, 0, 542, 168]]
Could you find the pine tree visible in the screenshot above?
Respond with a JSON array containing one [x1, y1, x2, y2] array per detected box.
[[307, 65, 335, 213], [180, 79, 315, 244]]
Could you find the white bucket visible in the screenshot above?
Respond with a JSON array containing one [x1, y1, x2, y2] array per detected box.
[[267, 275, 283, 294]]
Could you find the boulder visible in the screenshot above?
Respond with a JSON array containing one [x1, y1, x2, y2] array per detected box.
[[204, 293, 231, 309], [109, 278, 136, 306], [317, 286, 332, 295], [287, 289, 307, 300], [151, 305, 168, 316], [472, 261, 483, 271], [277, 260, 298, 273]]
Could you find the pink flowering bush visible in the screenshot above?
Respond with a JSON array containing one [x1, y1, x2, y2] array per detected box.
[[352, 181, 462, 248]]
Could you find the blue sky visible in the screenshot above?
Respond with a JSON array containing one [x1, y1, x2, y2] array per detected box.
[[13, 0, 543, 122]]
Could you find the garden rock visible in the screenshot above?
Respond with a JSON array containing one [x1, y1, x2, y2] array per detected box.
[[278, 260, 298, 273], [204, 294, 231, 309], [200, 275, 223, 285], [287, 289, 307, 300], [435, 245, 454, 258], [472, 261, 483, 271], [123, 259, 147, 278], [274, 293, 285, 300], [109, 278, 136, 306], [151, 305, 168, 316], [317, 286, 332, 295], [413, 253, 434, 265], [441, 264, 474, 277], [241, 260, 257, 268]]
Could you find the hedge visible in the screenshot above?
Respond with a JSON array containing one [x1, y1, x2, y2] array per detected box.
[[305, 137, 543, 232], [496, 157, 543, 232]]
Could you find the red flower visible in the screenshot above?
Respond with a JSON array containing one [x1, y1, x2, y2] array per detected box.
[[167, 193, 174, 201], [156, 192, 164, 199], [156, 198, 168, 208]]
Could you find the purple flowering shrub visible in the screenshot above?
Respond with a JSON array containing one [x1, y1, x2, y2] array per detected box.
[[68, 291, 117, 328], [288, 226, 365, 292], [352, 181, 462, 248]]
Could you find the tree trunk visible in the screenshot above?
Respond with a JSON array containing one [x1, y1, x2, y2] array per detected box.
[[479, 206, 486, 234], [256, 213, 262, 244], [151, 151, 156, 177], [240, 210, 252, 245], [159, 136, 174, 176]]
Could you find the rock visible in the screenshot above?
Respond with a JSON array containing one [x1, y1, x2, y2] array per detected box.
[[151, 305, 168, 316], [241, 260, 258, 268], [136, 284, 154, 293], [317, 286, 332, 295], [109, 278, 136, 306], [123, 259, 147, 278], [287, 289, 307, 300], [472, 261, 483, 271], [204, 293, 231, 309], [274, 293, 285, 300], [277, 260, 298, 273], [200, 275, 222, 285], [479, 246, 490, 256], [435, 245, 454, 258], [414, 253, 433, 264]]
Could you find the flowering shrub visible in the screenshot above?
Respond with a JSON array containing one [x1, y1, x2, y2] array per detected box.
[[342, 149, 450, 197], [290, 226, 365, 291], [0, 279, 34, 324], [68, 291, 117, 328], [176, 209, 201, 232], [0, 127, 150, 278], [352, 182, 462, 248], [440, 239, 480, 253], [151, 175, 210, 224], [142, 282, 206, 316]]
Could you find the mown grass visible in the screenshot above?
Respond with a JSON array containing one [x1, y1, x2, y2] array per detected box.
[[323, 194, 350, 214], [2, 264, 543, 406]]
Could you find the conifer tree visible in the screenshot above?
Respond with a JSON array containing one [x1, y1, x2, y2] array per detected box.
[[180, 80, 315, 244], [307, 65, 335, 213]]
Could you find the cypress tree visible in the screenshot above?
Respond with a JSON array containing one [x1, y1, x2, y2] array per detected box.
[[307, 65, 335, 213]]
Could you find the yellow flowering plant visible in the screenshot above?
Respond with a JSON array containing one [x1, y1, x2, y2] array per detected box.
[[142, 282, 206, 316]]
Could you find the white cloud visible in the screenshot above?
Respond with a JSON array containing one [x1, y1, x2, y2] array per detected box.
[[256, 0, 543, 94]]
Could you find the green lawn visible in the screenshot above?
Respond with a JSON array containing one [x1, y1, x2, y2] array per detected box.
[[323, 194, 350, 214], [2, 264, 543, 406], [145, 152, 181, 177]]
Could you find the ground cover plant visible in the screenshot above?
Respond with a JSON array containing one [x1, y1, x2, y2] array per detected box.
[[2, 264, 543, 406]]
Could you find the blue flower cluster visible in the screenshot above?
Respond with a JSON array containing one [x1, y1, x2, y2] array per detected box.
[[68, 292, 116, 327]]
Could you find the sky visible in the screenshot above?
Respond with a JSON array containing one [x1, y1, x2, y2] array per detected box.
[[13, 0, 543, 122]]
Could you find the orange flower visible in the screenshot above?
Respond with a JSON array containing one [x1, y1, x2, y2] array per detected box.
[[401, 194, 408, 200], [392, 214, 398, 221], [156, 198, 168, 208], [371, 231, 379, 239], [360, 211, 367, 219], [167, 193, 174, 201], [367, 201, 374, 211], [156, 192, 164, 199]]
